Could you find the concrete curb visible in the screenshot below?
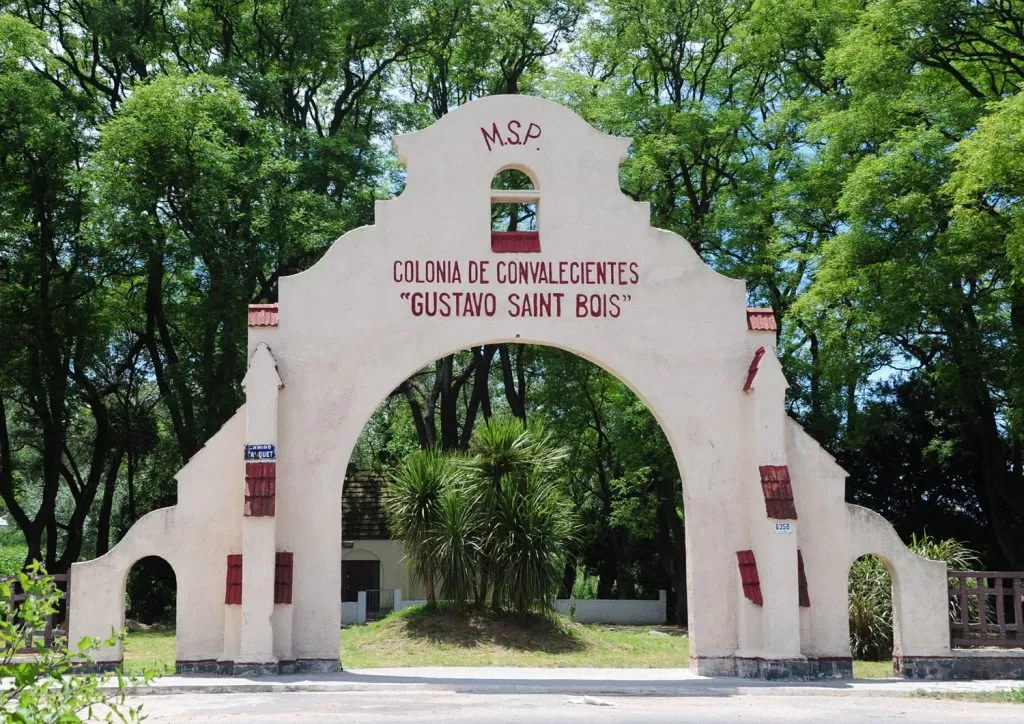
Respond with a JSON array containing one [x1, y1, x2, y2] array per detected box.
[[112, 676, 1024, 699]]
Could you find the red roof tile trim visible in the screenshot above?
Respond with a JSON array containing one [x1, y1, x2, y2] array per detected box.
[[491, 231, 541, 253], [274, 551, 294, 605], [759, 465, 798, 520], [248, 303, 279, 327], [225, 554, 243, 605], [747, 307, 777, 331], [743, 346, 767, 392], [736, 550, 763, 606], [797, 550, 810, 608], [244, 461, 276, 517]]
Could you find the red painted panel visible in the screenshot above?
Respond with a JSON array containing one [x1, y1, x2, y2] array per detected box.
[[759, 465, 798, 520], [225, 554, 243, 605], [746, 307, 777, 331], [736, 550, 763, 606], [248, 303, 279, 327], [275, 551, 294, 604], [798, 550, 810, 608], [245, 462, 276, 517], [491, 231, 541, 253], [743, 346, 767, 392]]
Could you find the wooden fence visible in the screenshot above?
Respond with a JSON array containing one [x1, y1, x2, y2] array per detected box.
[[949, 571, 1023, 648], [1, 573, 69, 652]]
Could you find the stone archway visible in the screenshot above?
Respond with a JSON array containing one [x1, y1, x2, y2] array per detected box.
[[70, 95, 951, 678]]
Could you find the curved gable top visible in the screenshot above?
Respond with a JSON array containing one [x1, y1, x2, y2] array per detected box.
[[289, 95, 739, 305]]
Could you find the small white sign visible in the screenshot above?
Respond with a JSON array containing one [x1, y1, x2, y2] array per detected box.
[[774, 522, 793, 535]]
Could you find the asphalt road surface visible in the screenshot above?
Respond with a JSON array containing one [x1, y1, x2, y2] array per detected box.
[[125, 691, 1023, 723]]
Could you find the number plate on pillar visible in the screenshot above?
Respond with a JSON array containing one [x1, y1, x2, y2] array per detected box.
[[774, 522, 793, 535]]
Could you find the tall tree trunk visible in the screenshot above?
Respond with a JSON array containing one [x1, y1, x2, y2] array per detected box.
[[460, 345, 496, 448], [947, 302, 1024, 566], [559, 560, 576, 600], [144, 244, 198, 460], [96, 447, 126, 557], [653, 474, 687, 626], [499, 345, 527, 420]]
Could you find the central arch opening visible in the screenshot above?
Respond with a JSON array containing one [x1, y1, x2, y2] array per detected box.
[[340, 343, 688, 666]]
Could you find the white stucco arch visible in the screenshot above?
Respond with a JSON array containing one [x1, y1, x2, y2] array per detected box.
[[69, 95, 951, 679]]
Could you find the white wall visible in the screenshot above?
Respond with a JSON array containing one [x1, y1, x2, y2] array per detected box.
[[553, 591, 667, 625], [393, 592, 667, 626], [69, 409, 245, 663], [341, 602, 359, 625]]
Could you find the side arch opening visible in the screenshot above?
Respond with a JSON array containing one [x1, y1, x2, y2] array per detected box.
[[123, 555, 177, 675], [848, 553, 895, 677]]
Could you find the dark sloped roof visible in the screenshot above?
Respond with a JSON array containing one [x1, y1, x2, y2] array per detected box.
[[342, 470, 390, 539]]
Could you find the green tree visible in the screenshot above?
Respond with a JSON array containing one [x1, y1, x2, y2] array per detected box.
[[793, 0, 1024, 566]]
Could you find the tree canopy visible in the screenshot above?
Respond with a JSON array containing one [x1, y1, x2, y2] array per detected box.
[[2, 2, 1024, 617]]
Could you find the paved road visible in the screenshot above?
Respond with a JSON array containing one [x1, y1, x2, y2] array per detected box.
[[126, 691, 1023, 723]]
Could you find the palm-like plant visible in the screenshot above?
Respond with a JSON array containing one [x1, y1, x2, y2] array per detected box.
[[467, 418, 577, 614], [433, 485, 481, 612], [489, 470, 579, 615], [467, 417, 566, 487], [384, 449, 465, 607], [385, 419, 578, 615]]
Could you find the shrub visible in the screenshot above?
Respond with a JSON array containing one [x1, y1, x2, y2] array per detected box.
[[0, 563, 152, 721]]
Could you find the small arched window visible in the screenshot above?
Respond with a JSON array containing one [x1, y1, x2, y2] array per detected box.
[[491, 167, 540, 253]]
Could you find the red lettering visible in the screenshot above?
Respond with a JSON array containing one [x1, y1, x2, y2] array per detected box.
[[524, 122, 542, 144], [575, 293, 622, 318], [481, 123, 504, 151], [506, 120, 522, 145]]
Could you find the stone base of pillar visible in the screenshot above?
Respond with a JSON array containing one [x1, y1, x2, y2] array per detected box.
[[691, 655, 737, 677], [290, 658, 344, 674], [174, 659, 222, 674], [231, 661, 284, 677], [896, 652, 1024, 681], [176, 658, 343, 676], [694, 655, 853, 680], [807, 657, 854, 679]]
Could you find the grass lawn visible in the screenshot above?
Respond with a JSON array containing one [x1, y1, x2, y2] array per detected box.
[[341, 606, 690, 668], [913, 688, 1024, 704], [121, 608, 896, 679], [122, 629, 176, 676], [852, 659, 894, 678]]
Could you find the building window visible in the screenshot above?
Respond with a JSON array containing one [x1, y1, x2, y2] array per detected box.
[[245, 461, 276, 517], [736, 550, 763, 606], [275, 551, 294, 604], [759, 465, 797, 520], [225, 554, 243, 605], [491, 167, 540, 253]]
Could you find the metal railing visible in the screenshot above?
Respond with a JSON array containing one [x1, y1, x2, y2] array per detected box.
[[949, 571, 1023, 648], [1, 573, 69, 652], [365, 589, 395, 622]]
